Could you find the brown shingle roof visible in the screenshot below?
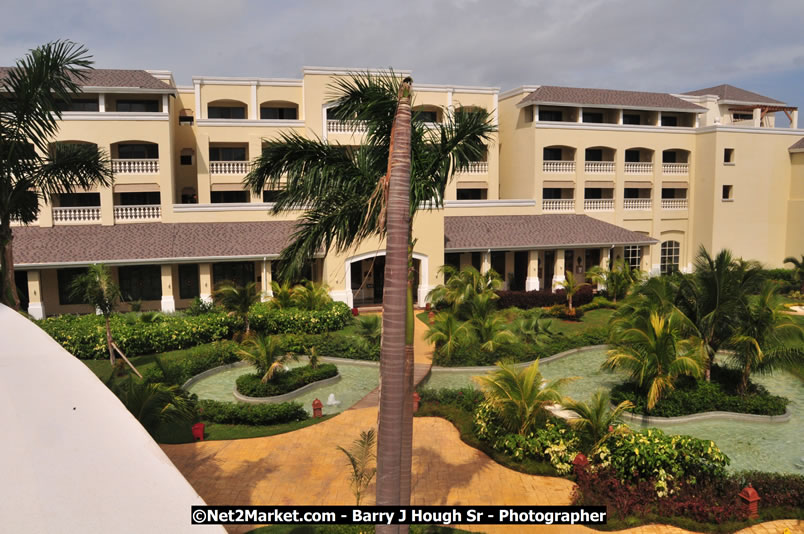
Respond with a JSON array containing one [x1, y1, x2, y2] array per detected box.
[[0, 67, 172, 91], [517, 85, 705, 112], [790, 138, 804, 152], [444, 215, 657, 251], [682, 84, 784, 105], [12, 222, 298, 266]]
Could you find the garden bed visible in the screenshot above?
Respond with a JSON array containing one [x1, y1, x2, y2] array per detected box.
[[235, 363, 339, 398]]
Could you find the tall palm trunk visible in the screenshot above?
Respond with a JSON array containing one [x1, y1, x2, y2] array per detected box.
[[0, 222, 21, 309], [376, 78, 412, 534], [399, 234, 415, 511], [104, 315, 116, 366]]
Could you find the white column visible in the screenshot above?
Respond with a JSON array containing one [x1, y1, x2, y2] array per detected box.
[[161, 94, 169, 114], [552, 249, 565, 290], [504, 251, 514, 289], [492, 92, 499, 126], [577, 107, 583, 123], [525, 250, 540, 291], [160, 265, 175, 313], [98, 94, 106, 113], [616, 109, 623, 125], [26, 270, 45, 319], [199, 263, 213, 304], [481, 251, 491, 274], [657, 111, 662, 126], [752, 108, 761, 127], [249, 82, 258, 120], [598, 248, 609, 291], [261, 258, 272, 301], [791, 109, 798, 129], [194, 81, 202, 120], [533, 105, 539, 122], [329, 260, 353, 308]]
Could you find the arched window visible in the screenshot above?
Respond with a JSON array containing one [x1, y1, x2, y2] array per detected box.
[[660, 241, 680, 274], [207, 99, 247, 119], [259, 101, 298, 120]]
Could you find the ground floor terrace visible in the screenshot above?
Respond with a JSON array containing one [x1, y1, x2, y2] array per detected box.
[[12, 213, 673, 318]]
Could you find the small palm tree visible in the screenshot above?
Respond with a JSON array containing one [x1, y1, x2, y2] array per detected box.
[[471, 314, 517, 353], [107, 376, 197, 437], [425, 312, 473, 364], [562, 390, 634, 454], [784, 255, 804, 292], [70, 264, 121, 366], [476, 361, 575, 435], [428, 265, 501, 320], [291, 280, 332, 310], [726, 281, 804, 394], [604, 310, 704, 411], [586, 259, 641, 303], [557, 271, 589, 312], [236, 334, 298, 383], [337, 428, 377, 505], [268, 280, 295, 309], [357, 314, 382, 346], [513, 310, 558, 346], [214, 281, 261, 332]]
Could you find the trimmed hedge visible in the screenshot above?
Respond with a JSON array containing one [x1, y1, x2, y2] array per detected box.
[[278, 332, 380, 361], [611, 365, 790, 417], [198, 399, 308, 425], [248, 301, 352, 334], [235, 363, 339, 397], [495, 285, 594, 310], [141, 341, 240, 386]]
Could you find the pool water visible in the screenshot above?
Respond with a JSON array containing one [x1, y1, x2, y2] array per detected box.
[[422, 349, 804, 474], [186, 358, 380, 416]]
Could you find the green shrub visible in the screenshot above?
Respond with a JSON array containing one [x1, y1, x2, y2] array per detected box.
[[578, 296, 619, 312], [417, 387, 485, 412], [235, 363, 338, 397], [185, 296, 216, 316], [759, 268, 797, 293], [198, 399, 308, 425], [248, 301, 352, 334], [142, 341, 239, 386], [545, 304, 584, 321], [277, 332, 380, 361]]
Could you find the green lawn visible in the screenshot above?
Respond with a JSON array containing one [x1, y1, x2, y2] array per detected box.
[[155, 416, 335, 444], [539, 308, 614, 335], [82, 343, 218, 384]]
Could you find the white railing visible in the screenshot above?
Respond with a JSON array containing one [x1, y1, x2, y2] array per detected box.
[[662, 162, 689, 174], [114, 205, 161, 221], [583, 199, 614, 211], [52, 206, 101, 224], [327, 120, 368, 133], [111, 159, 159, 174], [542, 199, 575, 212], [661, 198, 688, 210], [624, 162, 653, 174], [209, 161, 250, 174], [624, 199, 653, 210], [584, 161, 615, 174], [543, 161, 575, 173], [460, 161, 489, 174]]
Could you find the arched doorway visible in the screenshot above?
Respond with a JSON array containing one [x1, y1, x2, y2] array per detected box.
[[344, 251, 429, 308]]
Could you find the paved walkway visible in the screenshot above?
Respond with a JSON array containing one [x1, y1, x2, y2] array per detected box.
[[162, 315, 803, 534]]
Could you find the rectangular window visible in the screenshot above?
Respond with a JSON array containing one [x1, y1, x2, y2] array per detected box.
[[585, 148, 603, 162], [622, 113, 641, 125], [260, 107, 298, 120], [582, 112, 603, 123], [262, 190, 282, 203], [56, 99, 99, 112], [209, 147, 247, 161], [624, 246, 642, 270], [456, 188, 488, 200], [722, 185, 733, 200], [178, 116, 194, 125], [543, 147, 563, 161], [213, 262, 255, 288], [660, 115, 678, 127], [660, 241, 680, 275], [118, 143, 158, 159], [414, 110, 438, 123], [733, 113, 753, 121], [539, 109, 563, 121], [542, 188, 562, 200], [724, 148, 735, 164], [118, 265, 161, 301], [625, 149, 641, 163], [178, 264, 200, 300], [211, 190, 249, 203], [180, 154, 192, 165], [57, 268, 88, 305], [662, 151, 677, 163], [116, 100, 159, 112], [119, 192, 160, 205], [58, 193, 100, 207], [208, 106, 246, 119], [662, 188, 687, 199], [584, 188, 603, 199]]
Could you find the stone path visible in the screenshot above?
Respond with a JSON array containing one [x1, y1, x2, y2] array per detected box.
[[161, 314, 803, 534]]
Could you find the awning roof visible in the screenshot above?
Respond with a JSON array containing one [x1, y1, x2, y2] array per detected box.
[[444, 214, 657, 251]]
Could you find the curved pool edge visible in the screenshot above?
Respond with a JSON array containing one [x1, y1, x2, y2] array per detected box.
[[181, 361, 249, 390], [427, 344, 609, 373], [617, 404, 793, 425], [233, 373, 343, 404]]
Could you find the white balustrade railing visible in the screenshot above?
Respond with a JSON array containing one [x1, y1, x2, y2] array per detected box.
[[583, 199, 614, 211], [661, 198, 688, 210], [111, 159, 159, 174], [114, 204, 161, 221], [662, 162, 689, 174], [624, 199, 653, 210], [209, 161, 250, 174], [624, 162, 653, 174], [460, 161, 489, 174], [327, 119, 368, 133], [584, 161, 615, 174], [542, 199, 575, 212], [53, 206, 101, 224], [542, 161, 575, 173]]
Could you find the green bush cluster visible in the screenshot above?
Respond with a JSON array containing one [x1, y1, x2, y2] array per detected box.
[[278, 332, 380, 361], [578, 296, 619, 312], [759, 268, 797, 292], [248, 301, 352, 334], [142, 341, 240, 386], [545, 304, 584, 321], [198, 399, 308, 425], [417, 387, 485, 413], [235, 363, 338, 397]]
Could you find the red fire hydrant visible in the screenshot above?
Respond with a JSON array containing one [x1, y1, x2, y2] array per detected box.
[[312, 398, 323, 418], [351, 307, 359, 317], [192, 422, 205, 441], [425, 302, 431, 311], [738, 485, 760, 519], [412, 392, 421, 413], [428, 311, 435, 324]]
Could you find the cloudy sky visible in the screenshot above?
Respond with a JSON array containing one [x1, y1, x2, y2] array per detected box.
[[2, 0, 804, 113]]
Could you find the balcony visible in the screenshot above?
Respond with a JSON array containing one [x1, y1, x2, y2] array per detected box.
[[327, 120, 367, 133], [209, 161, 250, 175], [542, 199, 575, 212], [661, 198, 688, 210], [624, 162, 653, 175], [583, 199, 614, 211], [624, 199, 652, 210], [584, 161, 615, 174], [460, 161, 489, 174], [114, 205, 161, 222], [53, 206, 100, 224], [111, 159, 159, 174], [543, 161, 575, 173], [662, 162, 689, 174]]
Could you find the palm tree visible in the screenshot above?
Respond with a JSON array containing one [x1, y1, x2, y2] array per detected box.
[[424, 312, 472, 364], [471, 314, 517, 353], [513, 310, 558, 346], [337, 428, 377, 506], [268, 280, 295, 309], [214, 281, 261, 333], [107, 376, 197, 437], [427, 265, 502, 319], [726, 281, 804, 394], [291, 280, 332, 310], [562, 389, 634, 454], [586, 259, 640, 303], [784, 255, 804, 292], [476, 361, 575, 435], [237, 334, 298, 383], [357, 314, 383, 346], [70, 264, 121, 366], [557, 270, 589, 312], [604, 310, 704, 411], [0, 40, 114, 308]]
